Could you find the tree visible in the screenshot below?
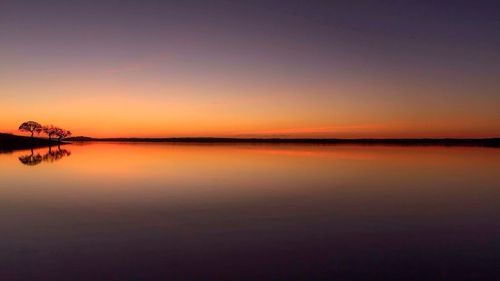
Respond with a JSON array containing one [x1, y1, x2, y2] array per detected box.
[[19, 121, 43, 138], [54, 127, 72, 142], [42, 125, 58, 141]]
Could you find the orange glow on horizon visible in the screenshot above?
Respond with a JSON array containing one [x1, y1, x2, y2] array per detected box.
[[1, 68, 499, 138]]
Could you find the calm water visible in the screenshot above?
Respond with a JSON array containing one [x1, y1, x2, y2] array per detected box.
[[0, 143, 499, 280]]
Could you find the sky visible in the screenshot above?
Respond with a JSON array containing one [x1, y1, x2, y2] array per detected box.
[[1, 0, 499, 138]]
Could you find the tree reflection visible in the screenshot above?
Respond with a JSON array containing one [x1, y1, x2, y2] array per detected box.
[[43, 146, 72, 163], [18, 146, 71, 166], [18, 149, 43, 166]]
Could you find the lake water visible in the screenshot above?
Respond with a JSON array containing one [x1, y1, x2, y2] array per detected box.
[[0, 143, 499, 280]]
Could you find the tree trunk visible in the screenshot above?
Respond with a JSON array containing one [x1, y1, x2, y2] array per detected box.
[[31, 131, 34, 138]]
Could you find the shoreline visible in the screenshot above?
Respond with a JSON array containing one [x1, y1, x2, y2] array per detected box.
[[2, 133, 499, 150], [0, 133, 68, 152], [66, 136, 500, 147]]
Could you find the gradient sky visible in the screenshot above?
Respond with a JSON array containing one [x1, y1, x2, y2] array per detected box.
[[1, 0, 499, 138]]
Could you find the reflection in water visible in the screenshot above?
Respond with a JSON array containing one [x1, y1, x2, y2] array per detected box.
[[18, 146, 71, 166], [18, 149, 43, 166], [1, 143, 500, 280]]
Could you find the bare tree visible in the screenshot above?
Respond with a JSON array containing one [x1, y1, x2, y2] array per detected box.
[[19, 121, 43, 138], [55, 127, 72, 142], [42, 125, 58, 141]]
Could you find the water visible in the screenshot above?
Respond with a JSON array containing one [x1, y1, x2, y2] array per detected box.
[[0, 143, 499, 280]]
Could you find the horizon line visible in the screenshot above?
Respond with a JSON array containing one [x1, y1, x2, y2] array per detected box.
[[2, 132, 500, 141]]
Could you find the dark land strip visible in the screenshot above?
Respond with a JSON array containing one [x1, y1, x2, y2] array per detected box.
[[65, 136, 500, 147], [0, 133, 68, 153]]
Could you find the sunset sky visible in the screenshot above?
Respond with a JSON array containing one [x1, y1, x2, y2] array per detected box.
[[1, 0, 499, 138]]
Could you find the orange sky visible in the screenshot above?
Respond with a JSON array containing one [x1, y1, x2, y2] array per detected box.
[[1, 57, 499, 138], [1, 75, 498, 138]]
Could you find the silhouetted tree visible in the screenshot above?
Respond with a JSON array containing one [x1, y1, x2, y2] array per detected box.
[[19, 121, 43, 138], [54, 128, 72, 142], [43, 125, 57, 140]]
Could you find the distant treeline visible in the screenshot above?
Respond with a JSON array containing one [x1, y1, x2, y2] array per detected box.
[[66, 136, 500, 147]]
